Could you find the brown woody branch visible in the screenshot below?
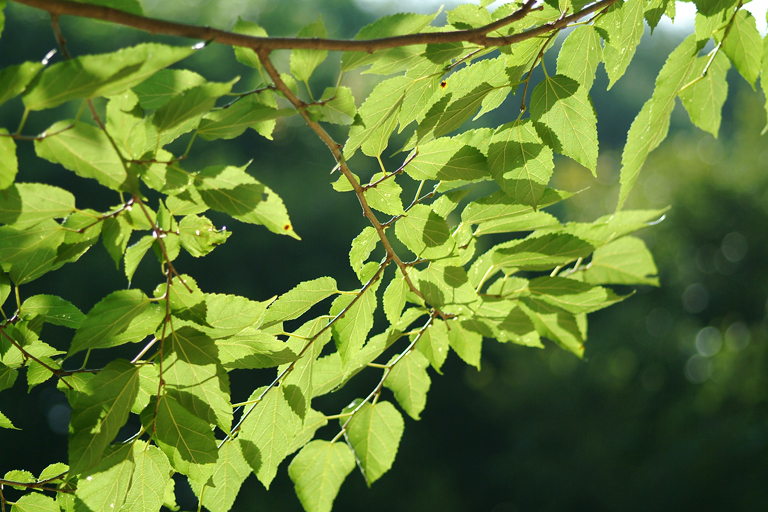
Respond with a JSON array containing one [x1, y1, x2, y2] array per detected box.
[[11, 0, 617, 54]]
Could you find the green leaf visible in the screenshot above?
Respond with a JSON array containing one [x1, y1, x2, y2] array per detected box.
[[694, 0, 738, 41], [194, 439, 250, 512], [556, 25, 602, 92], [151, 79, 236, 134], [491, 233, 595, 272], [645, 0, 674, 31], [528, 276, 625, 314], [617, 35, 702, 210], [330, 280, 380, 365], [140, 394, 218, 482], [121, 441, 171, 512], [363, 173, 404, 216], [581, 236, 659, 285], [0, 129, 17, 190], [124, 235, 153, 283], [35, 121, 130, 191], [0, 61, 43, 109], [198, 96, 293, 141], [0, 219, 65, 285], [10, 493, 59, 512], [519, 299, 585, 357], [762, 33, 768, 133], [448, 320, 482, 369], [288, 408, 328, 454], [595, 0, 645, 88], [0, 409, 18, 429], [405, 136, 488, 182], [19, 294, 85, 329], [394, 204, 455, 260], [68, 359, 139, 476], [719, 10, 762, 88], [383, 274, 408, 325], [383, 349, 430, 420], [130, 364, 157, 415], [74, 443, 134, 512], [349, 227, 379, 279], [69, 290, 164, 357], [239, 385, 302, 489], [261, 277, 337, 328], [314, 86, 357, 125], [288, 440, 355, 512], [195, 163, 299, 239], [341, 12, 437, 71], [415, 318, 450, 372], [347, 401, 404, 485], [132, 68, 207, 110], [345, 76, 409, 159], [177, 214, 230, 257], [23, 43, 195, 111], [0, 363, 18, 392], [291, 16, 328, 83], [216, 328, 297, 370], [232, 18, 268, 69], [488, 120, 554, 209], [679, 52, 730, 137], [101, 214, 132, 267], [0, 183, 74, 229], [461, 188, 570, 225], [530, 74, 598, 173], [163, 326, 232, 432], [200, 293, 272, 337]]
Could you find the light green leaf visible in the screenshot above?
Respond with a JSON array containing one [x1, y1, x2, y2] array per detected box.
[[0, 183, 75, 229], [762, 33, 768, 133], [261, 277, 337, 328], [719, 10, 762, 88], [74, 443, 134, 512], [68, 360, 138, 476], [347, 401, 404, 485], [519, 299, 585, 357], [488, 120, 554, 208], [491, 233, 595, 272], [239, 385, 302, 489], [679, 51, 730, 137], [140, 394, 218, 482], [416, 318, 450, 372], [530, 74, 598, 173], [314, 86, 356, 125], [35, 121, 130, 191], [288, 408, 328, 455], [10, 493, 59, 512], [151, 79, 235, 134], [288, 440, 355, 512], [349, 227, 379, 279], [0, 268, 9, 307], [23, 43, 195, 111], [177, 214, 229, 258], [215, 328, 297, 370], [232, 18, 268, 70], [461, 188, 570, 225], [528, 276, 625, 314], [0, 409, 18, 429], [617, 35, 702, 210], [195, 163, 299, 239], [406, 136, 488, 182], [581, 236, 659, 285], [69, 290, 164, 357], [341, 12, 437, 71], [448, 320, 482, 369], [0, 219, 65, 285], [345, 76, 409, 159], [0, 129, 17, 190], [365, 44, 431, 76], [291, 16, 328, 83], [394, 204, 455, 260], [132, 68, 206, 110], [101, 214, 132, 267], [557, 25, 602, 91], [0, 61, 43, 109], [645, 0, 674, 31], [163, 326, 231, 432], [124, 235, 154, 283], [0, 363, 18, 392], [596, 0, 645, 88], [38, 462, 68, 482], [330, 280, 380, 365], [383, 274, 408, 325], [120, 441, 171, 512], [200, 293, 272, 338], [694, 0, 738, 41], [383, 349, 430, 420], [19, 294, 85, 329], [363, 173, 404, 216], [130, 364, 157, 415], [194, 439, 250, 512], [198, 96, 293, 140]]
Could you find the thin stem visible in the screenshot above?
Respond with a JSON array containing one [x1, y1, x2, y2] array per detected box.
[[0, 326, 73, 389]]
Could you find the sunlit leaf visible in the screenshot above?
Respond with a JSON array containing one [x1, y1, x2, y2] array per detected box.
[[384, 349, 431, 420], [261, 277, 337, 328], [288, 440, 355, 512], [346, 401, 404, 485]]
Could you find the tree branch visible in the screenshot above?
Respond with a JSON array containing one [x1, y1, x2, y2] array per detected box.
[[11, 0, 617, 54]]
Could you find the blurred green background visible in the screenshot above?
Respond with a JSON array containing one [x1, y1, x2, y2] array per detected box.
[[1, 1, 767, 511]]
